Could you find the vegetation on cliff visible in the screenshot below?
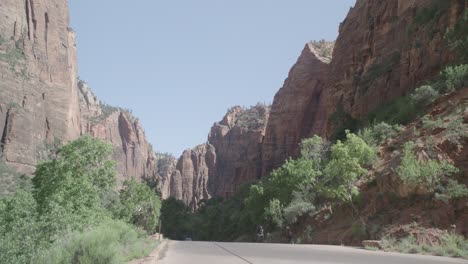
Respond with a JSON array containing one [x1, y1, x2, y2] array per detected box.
[[0, 136, 161, 264]]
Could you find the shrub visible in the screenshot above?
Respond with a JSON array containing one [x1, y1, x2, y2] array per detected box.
[[441, 64, 468, 92], [35, 220, 157, 264], [366, 96, 418, 125], [397, 141, 459, 191], [264, 198, 284, 228], [410, 85, 439, 106], [381, 233, 468, 259], [358, 122, 403, 146], [444, 115, 468, 146], [421, 115, 444, 130], [283, 183, 317, 224]]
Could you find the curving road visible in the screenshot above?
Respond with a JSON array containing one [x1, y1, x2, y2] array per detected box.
[[158, 241, 467, 264]]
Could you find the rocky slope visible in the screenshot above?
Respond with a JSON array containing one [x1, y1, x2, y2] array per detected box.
[[294, 87, 468, 244], [0, 0, 158, 188]]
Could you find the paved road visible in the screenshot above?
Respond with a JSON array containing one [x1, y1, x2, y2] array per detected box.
[[158, 241, 467, 264]]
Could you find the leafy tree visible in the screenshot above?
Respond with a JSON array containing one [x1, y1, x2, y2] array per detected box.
[[118, 178, 162, 233], [32, 135, 116, 240], [0, 190, 45, 264], [321, 131, 376, 203], [160, 197, 192, 240]]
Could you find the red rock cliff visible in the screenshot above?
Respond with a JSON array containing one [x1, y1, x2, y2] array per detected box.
[[162, 105, 270, 209], [0, 0, 158, 185]]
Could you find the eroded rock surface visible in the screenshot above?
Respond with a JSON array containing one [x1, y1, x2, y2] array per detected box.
[[0, 0, 158, 185]]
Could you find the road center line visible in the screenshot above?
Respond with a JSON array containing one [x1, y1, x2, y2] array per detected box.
[[213, 243, 254, 264]]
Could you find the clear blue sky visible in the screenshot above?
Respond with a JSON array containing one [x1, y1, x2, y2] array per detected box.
[[69, 0, 355, 156]]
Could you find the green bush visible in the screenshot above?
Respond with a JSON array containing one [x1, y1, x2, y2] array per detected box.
[[410, 85, 439, 106], [35, 220, 157, 264], [397, 141, 459, 191], [441, 64, 468, 92], [264, 198, 284, 228], [358, 122, 403, 146], [444, 115, 468, 146], [118, 178, 162, 234], [381, 233, 468, 259], [283, 185, 316, 225], [0, 136, 160, 263], [366, 96, 418, 125]]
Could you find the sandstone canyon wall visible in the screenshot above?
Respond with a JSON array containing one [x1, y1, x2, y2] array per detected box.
[[159, 105, 270, 209], [165, 0, 467, 207], [0, 0, 158, 186]]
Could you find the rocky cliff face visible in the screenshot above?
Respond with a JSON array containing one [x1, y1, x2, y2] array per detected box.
[[161, 105, 270, 209], [0, 0, 81, 175], [317, 0, 466, 135], [262, 41, 332, 175], [264, 0, 466, 175], [165, 0, 466, 207], [78, 81, 158, 184], [0, 0, 157, 186]]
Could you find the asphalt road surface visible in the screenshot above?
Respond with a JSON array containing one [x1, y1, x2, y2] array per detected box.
[[158, 241, 467, 264]]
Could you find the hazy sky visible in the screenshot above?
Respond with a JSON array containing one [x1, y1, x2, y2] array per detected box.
[[69, 0, 355, 156]]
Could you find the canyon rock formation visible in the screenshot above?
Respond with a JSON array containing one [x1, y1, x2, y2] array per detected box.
[[159, 105, 270, 209], [0, 0, 157, 186], [164, 0, 467, 207]]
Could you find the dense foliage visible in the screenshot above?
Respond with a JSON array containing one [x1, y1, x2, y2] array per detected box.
[[118, 178, 162, 233], [160, 132, 376, 241], [0, 136, 161, 264]]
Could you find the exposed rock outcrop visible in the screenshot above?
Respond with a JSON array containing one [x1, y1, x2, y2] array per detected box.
[[262, 41, 332, 175], [265, 0, 467, 175], [0, 0, 158, 185], [161, 104, 270, 209]]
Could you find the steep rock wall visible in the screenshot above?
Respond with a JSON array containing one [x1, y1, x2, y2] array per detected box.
[[0, 0, 158, 185], [262, 42, 332, 175], [162, 105, 270, 209], [317, 0, 466, 135]]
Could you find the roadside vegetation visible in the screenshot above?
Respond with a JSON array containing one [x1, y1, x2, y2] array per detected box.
[[0, 136, 161, 264], [160, 62, 467, 259]]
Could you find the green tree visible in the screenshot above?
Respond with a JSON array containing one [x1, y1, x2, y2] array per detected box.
[[118, 178, 162, 233], [32, 135, 116, 240], [160, 197, 191, 240], [0, 190, 45, 264], [322, 131, 376, 203]]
